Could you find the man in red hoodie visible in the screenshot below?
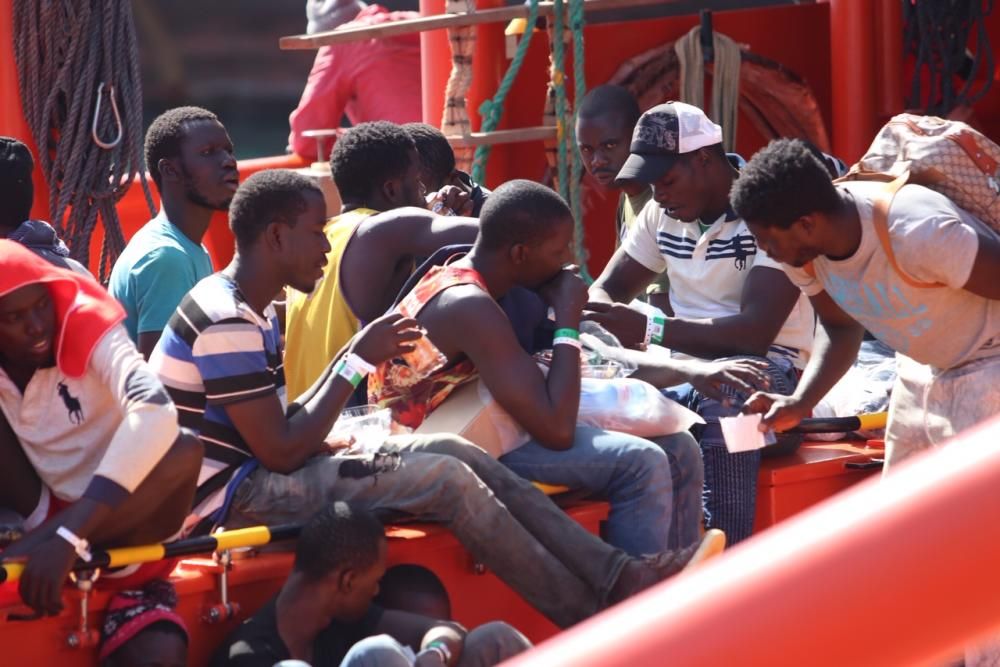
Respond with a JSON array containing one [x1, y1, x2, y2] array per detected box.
[[0, 241, 202, 615]]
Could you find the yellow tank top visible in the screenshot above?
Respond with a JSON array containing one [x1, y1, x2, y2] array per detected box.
[[284, 209, 376, 399]]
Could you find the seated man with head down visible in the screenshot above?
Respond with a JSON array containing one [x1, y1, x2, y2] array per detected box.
[[151, 169, 723, 632], [369, 179, 723, 556]]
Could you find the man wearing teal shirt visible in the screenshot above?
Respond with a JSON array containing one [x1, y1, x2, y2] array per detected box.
[[110, 106, 239, 358]]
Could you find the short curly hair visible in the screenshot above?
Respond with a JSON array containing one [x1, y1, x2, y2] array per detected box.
[[330, 121, 416, 203], [294, 502, 386, 581], [228, 169, 323, 250], [404, 122, 455, 191], [577, 84, 641, 129], [479, 179, 572, 250], [0, 136, 35, 230], [730, 138, 842, 229], [144, 106, 220, 188]]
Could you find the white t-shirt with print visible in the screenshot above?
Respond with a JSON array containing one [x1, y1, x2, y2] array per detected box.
[[782, 180, 1000, 370], [621, 200, 815, 368]]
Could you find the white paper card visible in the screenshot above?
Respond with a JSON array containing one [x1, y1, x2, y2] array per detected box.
[[720, 413, 767, 453]]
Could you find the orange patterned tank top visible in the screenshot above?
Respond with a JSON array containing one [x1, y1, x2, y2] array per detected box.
[[367, 264, 487, 428]]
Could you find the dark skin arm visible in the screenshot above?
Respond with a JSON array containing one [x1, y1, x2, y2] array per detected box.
[[343, 209, 479, 323], [137, 331, 161, 360], [585, 266, 801, 358], [2, 431, 201, 616], [743, 290, 866, 431], [962, 228, 1000, 300], [224, 314, 421, 474], [598, 345, 772, 404], [589, 247, 659, 305], [421, 270, 588, 449]]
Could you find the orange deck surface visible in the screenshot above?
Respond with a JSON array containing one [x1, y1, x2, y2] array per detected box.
[[0, 443, 876, 666]]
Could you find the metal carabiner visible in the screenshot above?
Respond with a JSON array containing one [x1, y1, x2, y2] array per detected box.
[[92, 82, 123, 150]]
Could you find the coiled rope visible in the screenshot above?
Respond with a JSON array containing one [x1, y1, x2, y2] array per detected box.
[[675, 24, 741, 152], [903, 0, 994, 115], [13, 0, 155, 282]]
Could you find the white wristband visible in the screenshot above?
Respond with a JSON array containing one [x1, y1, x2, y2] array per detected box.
[[345, 353, 375, 375], [56, 526, 92, 562], [553, 336, 583, 350]]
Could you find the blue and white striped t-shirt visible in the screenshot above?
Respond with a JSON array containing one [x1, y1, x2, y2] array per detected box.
[[150, 273, 285, 519]]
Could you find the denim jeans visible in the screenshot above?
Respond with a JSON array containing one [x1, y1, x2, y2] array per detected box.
[[664, 355, 800, 545], [499, 426, 686, 556], [226, 433, 633, 628], [648, 431, 704, 549], [339, 622, 531, 667]]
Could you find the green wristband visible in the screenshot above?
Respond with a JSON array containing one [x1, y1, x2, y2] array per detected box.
[[650, 314, 666, 346], [553, 327, 579, 340]]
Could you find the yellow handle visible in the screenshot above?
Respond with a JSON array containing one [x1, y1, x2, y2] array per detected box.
[[1, 562, 25, 583], [214, 526, 273, 551], [857, 412, 889, 431]]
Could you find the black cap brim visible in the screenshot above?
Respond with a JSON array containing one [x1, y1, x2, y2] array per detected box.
[[615, 152, 680, 185]]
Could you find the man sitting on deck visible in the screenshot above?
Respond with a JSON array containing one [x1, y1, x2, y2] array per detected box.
[[368, 179, 708, 555], [151, 169, 724, 630], [284, 121, 479, 399], [0, 241, 203, 616], [110, 106, 239, 359], [213, 502, 530, 667], [731, 138, 1000, 471], [584, 102, 815, 544]]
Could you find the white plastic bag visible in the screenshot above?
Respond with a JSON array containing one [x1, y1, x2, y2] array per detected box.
[[577, 377, 704, 437]]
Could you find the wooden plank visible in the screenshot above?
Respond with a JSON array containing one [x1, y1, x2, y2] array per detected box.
[[279, 0, 680, 50], [445, 125, 558, 147]]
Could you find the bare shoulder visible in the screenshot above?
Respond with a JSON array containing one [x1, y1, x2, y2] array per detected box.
[[429, 283, 503, 321], [359, 207, 436, 235]]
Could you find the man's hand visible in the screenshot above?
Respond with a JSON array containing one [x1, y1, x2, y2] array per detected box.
[[582, 301, 647, 348], [539, 267, 589, 322], [5, 534, 77, 615], [349, 313, 423, 364], [687, 358, 772, 406], [742, 392, 812, 432], [427, 186, 473, 217], [324, 434, 355, 452], [419, 624, 465, 667], [415, 652, 447, 667]]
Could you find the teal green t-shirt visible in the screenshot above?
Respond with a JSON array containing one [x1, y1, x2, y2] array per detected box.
[[108, 213, 214, 342]]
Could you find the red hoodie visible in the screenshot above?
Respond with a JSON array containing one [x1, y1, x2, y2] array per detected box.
[[0, 239, 124, 378]]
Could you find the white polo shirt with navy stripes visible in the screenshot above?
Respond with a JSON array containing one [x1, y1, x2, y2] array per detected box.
[[621, 200, 815, 369]]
